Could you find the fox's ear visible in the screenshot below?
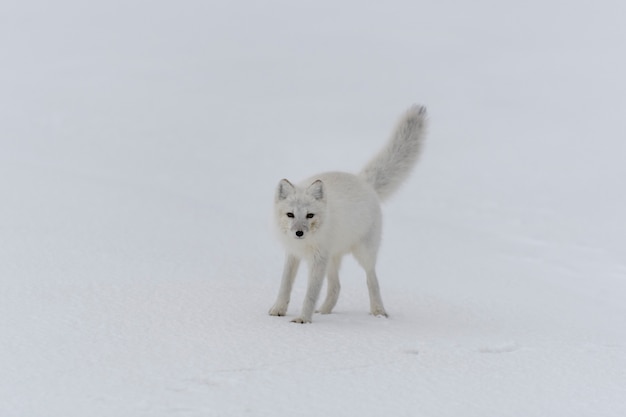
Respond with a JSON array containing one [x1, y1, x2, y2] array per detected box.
[[306, 180, 325, 201], [276, 179, 295, 201]]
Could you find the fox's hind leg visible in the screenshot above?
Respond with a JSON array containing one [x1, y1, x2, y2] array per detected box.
[[364, 269, 387, 317], [317, 255, 342, 314], [353, 240, 388, 318]]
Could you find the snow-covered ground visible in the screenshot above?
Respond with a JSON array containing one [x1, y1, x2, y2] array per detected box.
[[2, 1, 625, 416]]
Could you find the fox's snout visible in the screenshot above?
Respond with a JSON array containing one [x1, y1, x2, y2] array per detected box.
[[290, 220, 310, 239], [293, 225, 307, 239]]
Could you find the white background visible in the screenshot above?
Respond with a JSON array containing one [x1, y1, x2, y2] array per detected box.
[[1, 1, 625, 416]]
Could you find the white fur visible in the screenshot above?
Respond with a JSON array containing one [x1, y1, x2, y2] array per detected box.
[[269, 105, 428, 323]]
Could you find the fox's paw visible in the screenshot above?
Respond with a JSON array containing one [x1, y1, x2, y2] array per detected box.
[[268, 304, 288, 316], [316, 306, 333, 315], [291, 316, 312, 324], [371, 308, 388, 318]]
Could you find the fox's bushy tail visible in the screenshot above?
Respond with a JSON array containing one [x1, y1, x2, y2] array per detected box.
[[359, 105, 428, 201]]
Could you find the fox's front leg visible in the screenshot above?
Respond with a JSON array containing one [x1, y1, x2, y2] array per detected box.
[[292, 252, 328, 323], [269, 254, 300, 316]]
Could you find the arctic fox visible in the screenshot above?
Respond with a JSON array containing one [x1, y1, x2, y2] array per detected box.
[[269, 105, 428, 323]]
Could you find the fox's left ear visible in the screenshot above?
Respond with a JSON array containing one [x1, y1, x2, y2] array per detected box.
[[306, 180, 325, 201]]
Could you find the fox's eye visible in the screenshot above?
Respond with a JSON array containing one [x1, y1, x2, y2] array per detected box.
[[286, 212, 294, 218], [306, 213, 315, 219]]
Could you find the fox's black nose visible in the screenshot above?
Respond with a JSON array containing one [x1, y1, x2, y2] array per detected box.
[[295, 230, 304, 237]]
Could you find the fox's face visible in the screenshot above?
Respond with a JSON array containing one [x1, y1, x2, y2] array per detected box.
[[275, 179, 326, 240]]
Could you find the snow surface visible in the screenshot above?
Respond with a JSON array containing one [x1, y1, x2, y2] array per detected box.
[[2, 1, 626, 416]]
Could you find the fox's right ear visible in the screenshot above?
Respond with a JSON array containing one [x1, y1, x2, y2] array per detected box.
[[276, 179, 295, 201]]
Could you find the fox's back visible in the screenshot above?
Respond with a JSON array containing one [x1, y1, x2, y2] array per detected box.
[[300, 171, 382, 254]]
